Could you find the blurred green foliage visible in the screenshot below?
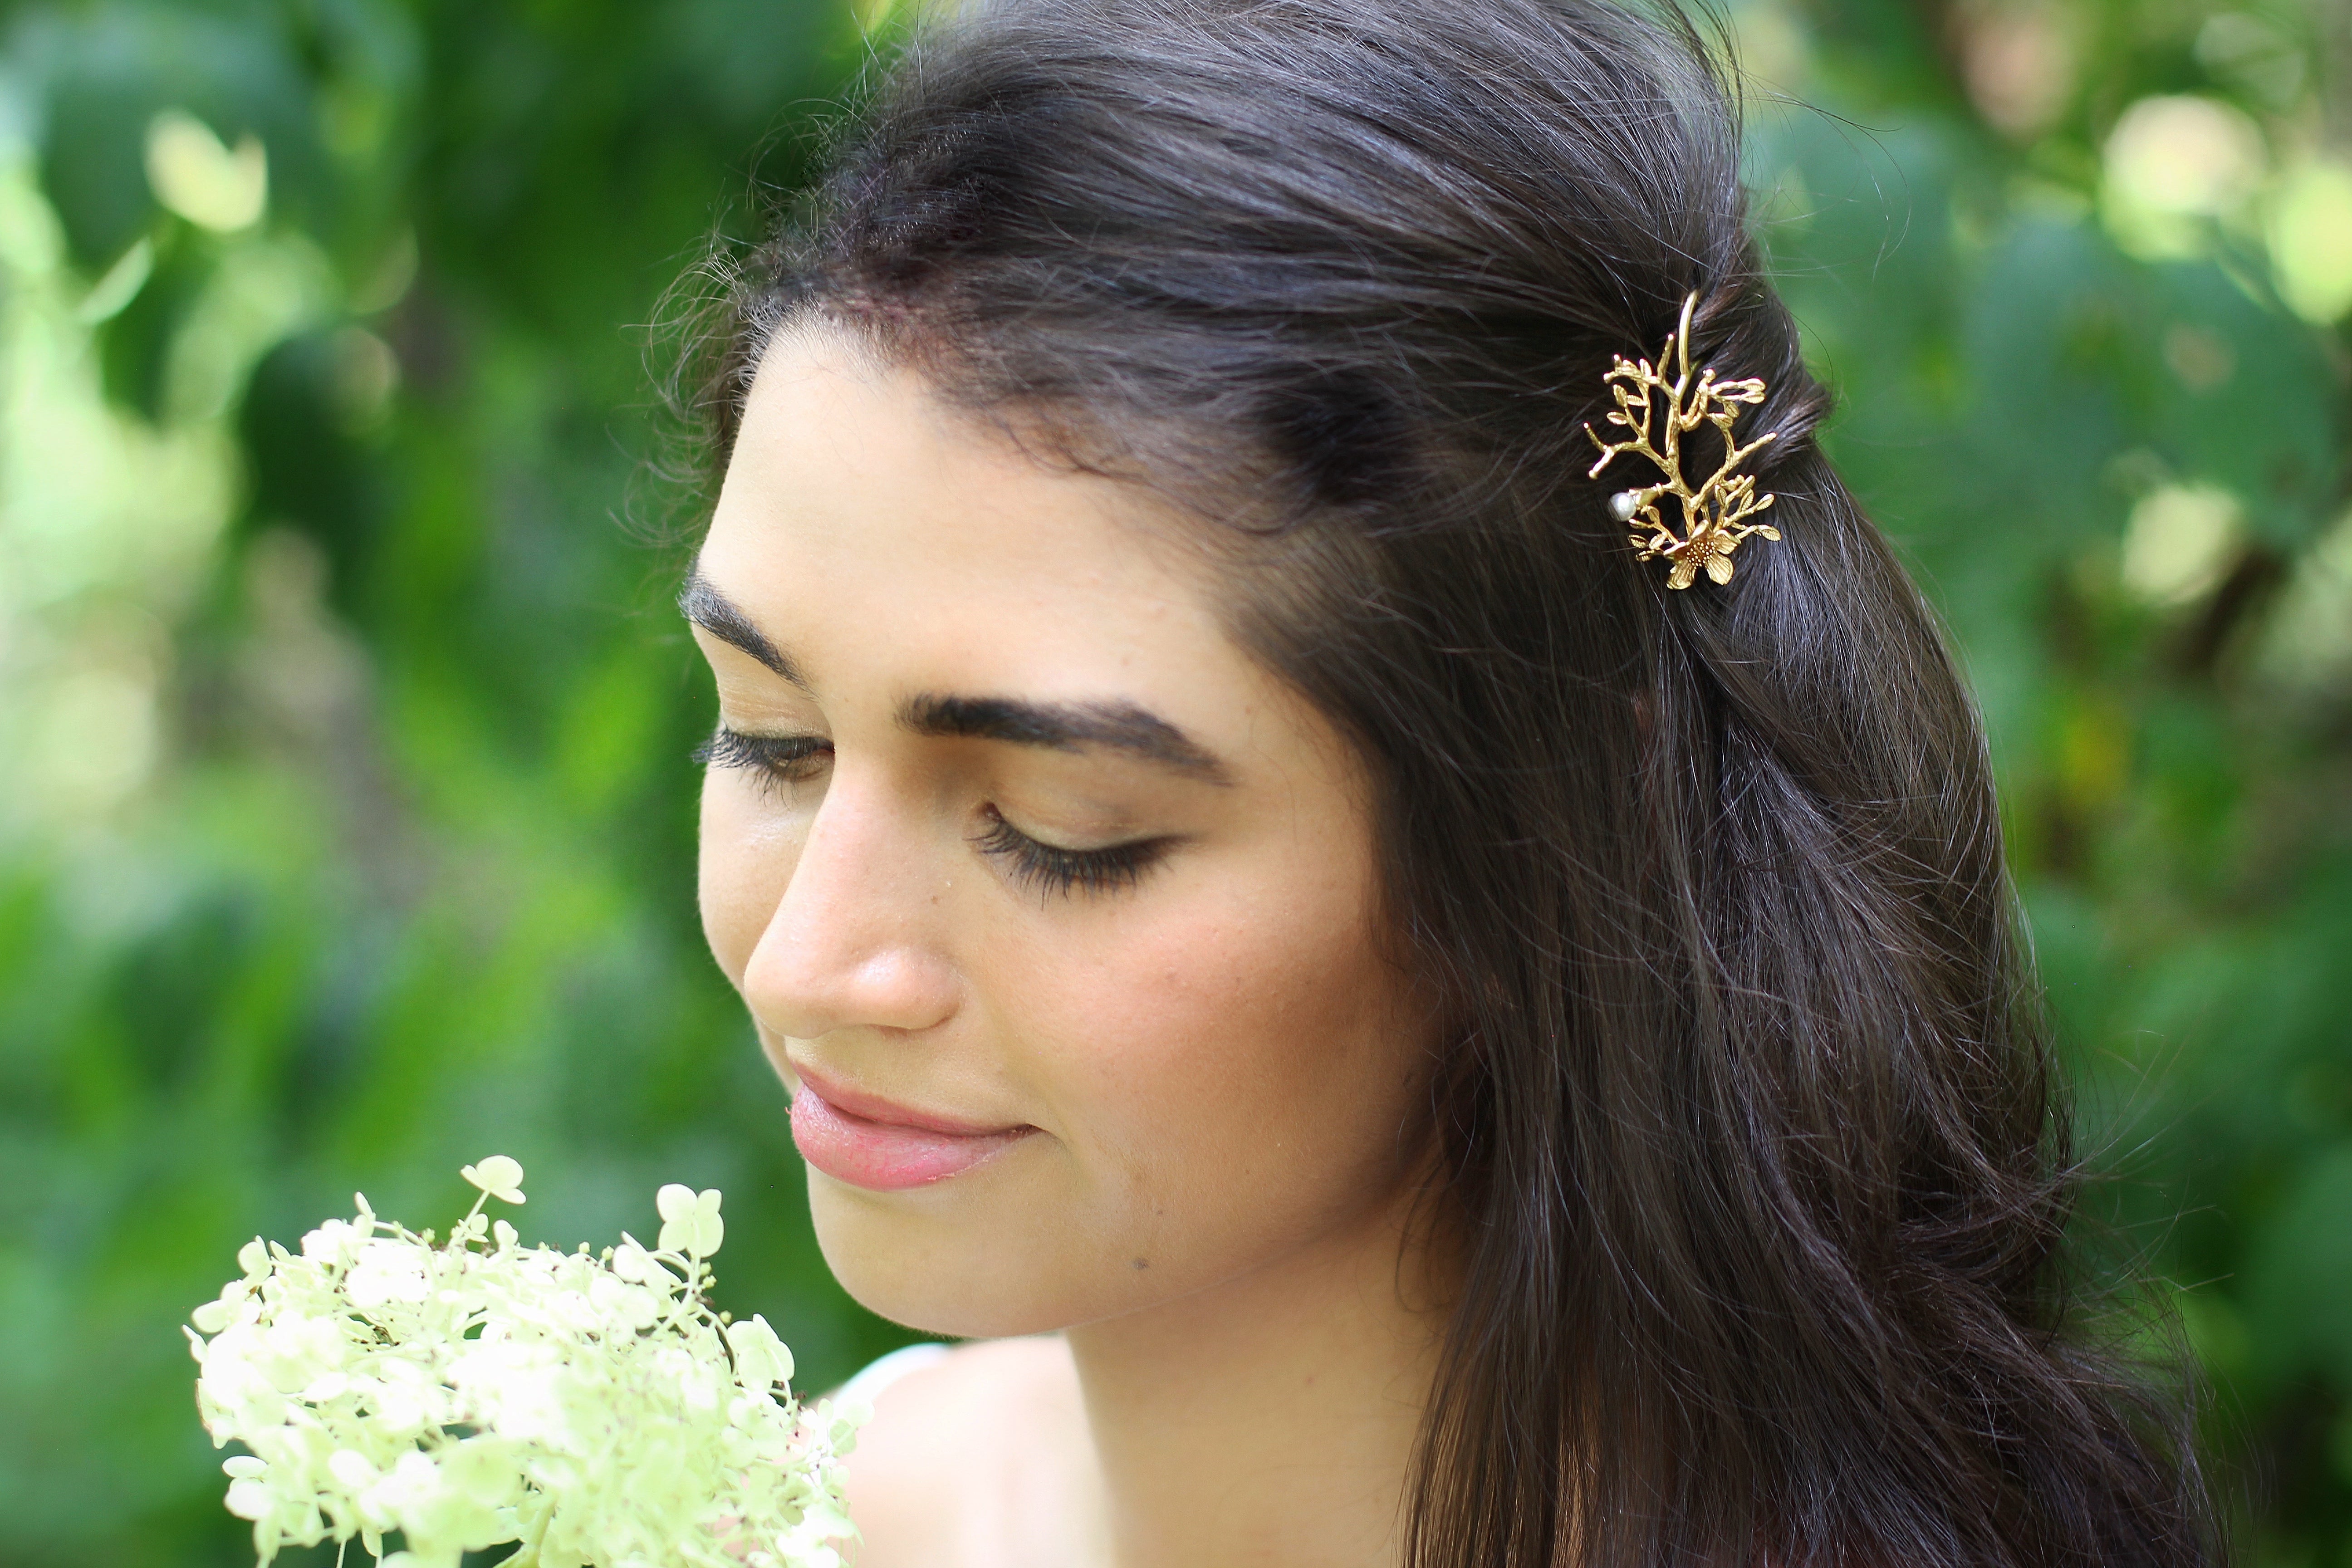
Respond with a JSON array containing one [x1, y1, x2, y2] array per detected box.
[[0, 0, 2344, 1564]]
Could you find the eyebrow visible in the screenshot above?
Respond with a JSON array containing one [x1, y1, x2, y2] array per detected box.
[[680, 564, 1234, 785], [679, 565, 809, 688], [901, 693, 1234, 784]]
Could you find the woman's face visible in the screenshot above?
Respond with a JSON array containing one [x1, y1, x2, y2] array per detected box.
[[691, 330, 1434, 1338]]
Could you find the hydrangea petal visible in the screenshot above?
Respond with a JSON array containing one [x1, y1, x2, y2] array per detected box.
[[190, 1165, 858, 1567], [460, 1156, 526, 1205]]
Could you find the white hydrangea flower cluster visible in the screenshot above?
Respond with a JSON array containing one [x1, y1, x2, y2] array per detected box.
[[185, 1157, 865, 1568]]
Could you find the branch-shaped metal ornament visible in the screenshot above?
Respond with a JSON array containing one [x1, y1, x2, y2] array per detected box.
[[1585, 294, 1783, 589]]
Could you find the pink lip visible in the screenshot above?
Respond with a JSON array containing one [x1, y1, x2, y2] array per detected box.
[[787, 1062, 1035, 1191]]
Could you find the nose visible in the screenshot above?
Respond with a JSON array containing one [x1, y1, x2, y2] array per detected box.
[[739, 772, 960, 1042]]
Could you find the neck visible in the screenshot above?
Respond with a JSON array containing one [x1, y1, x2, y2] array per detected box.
[[1064, 1187, 1450, 1568]]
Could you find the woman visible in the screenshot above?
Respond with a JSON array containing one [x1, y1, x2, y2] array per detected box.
[[675, 0, 2216, 1563]]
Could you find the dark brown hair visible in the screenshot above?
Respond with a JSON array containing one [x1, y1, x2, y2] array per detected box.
[[678, 0, 2217, 1562]]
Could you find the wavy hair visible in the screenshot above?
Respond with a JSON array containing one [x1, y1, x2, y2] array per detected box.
[[676, 1, 2219, 1562]]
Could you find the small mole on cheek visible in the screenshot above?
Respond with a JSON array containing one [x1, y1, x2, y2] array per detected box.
[[1131, 1258, 1150, 1271]]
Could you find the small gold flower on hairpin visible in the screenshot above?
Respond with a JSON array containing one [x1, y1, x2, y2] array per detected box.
[[1586, 293, 1783, 589]]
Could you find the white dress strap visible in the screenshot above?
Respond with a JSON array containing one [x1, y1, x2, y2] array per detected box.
[[833, 1341, 954, 1409]]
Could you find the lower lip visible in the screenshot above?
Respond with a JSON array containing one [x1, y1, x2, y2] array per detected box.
[[789, 1084, 1034, 1191]]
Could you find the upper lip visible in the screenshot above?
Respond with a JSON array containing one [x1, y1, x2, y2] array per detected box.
[[786, 1055, 1030, 1138]]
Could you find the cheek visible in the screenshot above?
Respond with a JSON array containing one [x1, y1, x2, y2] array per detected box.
[[993, 850, 1423, 1257], [697, 774, 801, 990]]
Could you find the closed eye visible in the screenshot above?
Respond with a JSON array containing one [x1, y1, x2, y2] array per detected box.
[[696, 726, 1176, 896], [970, 806, 1176, 898], [695, 726, 832, 789]]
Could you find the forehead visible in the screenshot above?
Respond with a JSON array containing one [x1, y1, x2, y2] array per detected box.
[[698, 332, 1222, 693]]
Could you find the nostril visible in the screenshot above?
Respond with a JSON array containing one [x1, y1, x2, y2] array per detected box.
[[742, 917, 960, 1043]]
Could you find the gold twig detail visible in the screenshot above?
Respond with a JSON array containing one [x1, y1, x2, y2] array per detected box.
[[1585, 294, 1782, 589]]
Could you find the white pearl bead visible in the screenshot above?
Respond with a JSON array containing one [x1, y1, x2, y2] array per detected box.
[[1609, 490, 1642, 522]]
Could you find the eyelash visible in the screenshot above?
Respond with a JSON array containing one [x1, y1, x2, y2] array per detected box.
[[695, 727, 1173, 898], [693, 726, 831, 788], [970, 807, 1173, 899]]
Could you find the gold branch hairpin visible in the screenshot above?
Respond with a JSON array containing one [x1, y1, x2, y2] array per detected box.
[[1586, 294, 1782, 589]]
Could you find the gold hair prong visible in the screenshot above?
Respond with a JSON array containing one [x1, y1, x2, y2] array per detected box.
[[1585, 293, 1782, 589]]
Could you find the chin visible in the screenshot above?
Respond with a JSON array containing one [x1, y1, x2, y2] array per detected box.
[[805, 1161, 1176, 1340]]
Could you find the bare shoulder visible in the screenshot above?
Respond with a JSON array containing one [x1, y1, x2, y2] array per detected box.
[[842, 1337, 1107, 1568]]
